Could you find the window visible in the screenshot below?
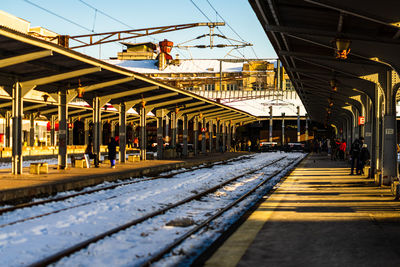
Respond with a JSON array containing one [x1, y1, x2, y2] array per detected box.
[[252, 82, 264, 91], [227, 84, 237, 91], [285, 79, 294, 90], [205, 84, 215, 91]]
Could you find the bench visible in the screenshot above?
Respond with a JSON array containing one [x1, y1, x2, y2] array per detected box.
[[75, 158, 88, 168], [128, 155, 140, 162], [30, 162, 49, 174]]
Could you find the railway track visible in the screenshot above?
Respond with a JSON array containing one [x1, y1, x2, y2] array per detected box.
[[27, 156, 292, 267], [0, 155, 252, 218]]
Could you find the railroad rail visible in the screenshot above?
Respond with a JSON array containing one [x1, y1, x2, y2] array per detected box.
[[28, 156, 290, 267], [0, 156, 253, 228], [0, 155, 252, 217]]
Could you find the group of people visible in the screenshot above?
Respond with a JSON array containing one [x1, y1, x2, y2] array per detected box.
[[324, 136, 371, 175], [349, 137, 370, 175], [84, 137, 118, 169], [328, 139, 347, 161]]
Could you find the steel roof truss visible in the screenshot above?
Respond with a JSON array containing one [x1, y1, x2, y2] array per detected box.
[[0, 50, 53, 68], [125, 92, 178, 110], [147, 97, 193, 111], [19, 66, 101, 97]]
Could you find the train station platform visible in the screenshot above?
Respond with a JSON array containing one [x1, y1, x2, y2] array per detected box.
[[0, 152, 247, 204], [205, 153, 400, 267]]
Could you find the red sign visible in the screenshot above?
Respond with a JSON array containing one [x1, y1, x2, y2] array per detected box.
[[201, 127, 207, 133], [46, 122, 59, 131], [358, 116, 365, 125]]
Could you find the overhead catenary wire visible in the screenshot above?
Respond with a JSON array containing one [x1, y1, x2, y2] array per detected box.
[[78, 0, 133, 30], [189, 0, 275, 100], [77, 0, 161, 43], [23, 0, 93, 32], [189, 0, 250, 60], [205, 0, 259, 59]]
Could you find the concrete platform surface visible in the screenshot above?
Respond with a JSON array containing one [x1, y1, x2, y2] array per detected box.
[[0, 152, 247, 204], [205, 153, 400, 267]]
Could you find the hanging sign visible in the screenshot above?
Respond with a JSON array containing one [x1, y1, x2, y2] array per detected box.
[[358, 116, 365, 125]]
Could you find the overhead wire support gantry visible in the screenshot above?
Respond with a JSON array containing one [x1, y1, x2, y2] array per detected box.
[[47, 22, 225, 49]]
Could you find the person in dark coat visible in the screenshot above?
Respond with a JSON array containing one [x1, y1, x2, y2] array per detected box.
[[357, 143, 370, 175], [108, 137, 118, 168], [350, 138, 362, 175]]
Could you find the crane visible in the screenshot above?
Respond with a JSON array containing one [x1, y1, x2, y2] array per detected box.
[[46, 22, 225, 49]]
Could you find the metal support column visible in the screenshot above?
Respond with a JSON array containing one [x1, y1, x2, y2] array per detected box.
[[209, 120, 213, 152], [5, 111, 11, 147], [156, 109, 164, 160], [50, 115, 56, 146], [371, 86, 379, 181], [176, 117, 180, 148], [111, 122, 116, 139], [68, 118, 73, 145], [227, 121, 231, 152], [165, 114, 170, 145], [216, 120, 220, 152], [58, 90, 68, 169], [84, 118, 89, 146], [201, 117, 206, 154], [140, 104, 147, 161], [183, 114, 188, 157], [297, 106, 300, 142], [222, 121, 226, 152], [232, 125, 236, 151], [29, 114, 35, 147], [194, 116, 199, 155], [119, 103, 126, 163], [11, 82, 23, 174], [93, 97, 101, 167], [269, 106, 273, 142], [381, 71, 397, 185], [364, 97, 372, 154], [171, 112, 176, 148], [305, 114, 309, 142]]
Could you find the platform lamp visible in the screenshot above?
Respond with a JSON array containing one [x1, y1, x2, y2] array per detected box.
[[334, 37, 351, 59], [328, 97, 334, 107], [42, 94, 49, 102], [330, 78, 338, 91], [140, 99, 146, 108], [76, 79, 84, 98]]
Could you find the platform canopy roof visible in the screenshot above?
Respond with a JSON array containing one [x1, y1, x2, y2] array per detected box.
[[249, 0, 400, 124], [0, 25, 256, 124]]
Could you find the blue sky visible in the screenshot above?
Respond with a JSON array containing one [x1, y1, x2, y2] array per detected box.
[[1, 0, 276, 60]]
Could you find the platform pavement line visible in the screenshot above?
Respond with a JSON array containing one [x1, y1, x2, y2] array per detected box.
[[204, 160, 304, 267]]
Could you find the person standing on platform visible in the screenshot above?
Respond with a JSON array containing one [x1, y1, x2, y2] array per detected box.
[[84, 141, 94, 168], [339, 139, 347, 160], [327, 138, 331, 156], [247, 139, 252, 152], [108, 137, 118, 168], [350, 138, 362, 175], [358, 143, 370, 175], [133, 137, 139, 148]]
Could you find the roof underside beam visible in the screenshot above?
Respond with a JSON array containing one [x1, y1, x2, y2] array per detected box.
[[0, 50, 53, 68], [19, 66, 102, 97], [147, 97, 193, 110]]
